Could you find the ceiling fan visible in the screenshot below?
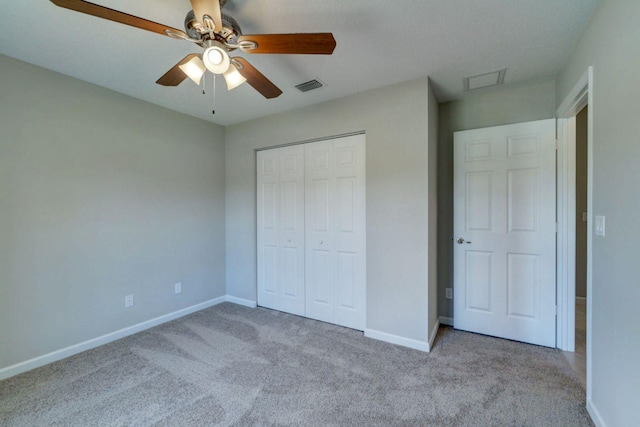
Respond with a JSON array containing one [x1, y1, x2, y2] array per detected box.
[[49, 0, 337, 99]]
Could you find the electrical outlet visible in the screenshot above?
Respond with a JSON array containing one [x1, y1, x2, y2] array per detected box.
[[446, 288, 453, 299], [174, 282, 182, 294], [125, 294, 134, 308]]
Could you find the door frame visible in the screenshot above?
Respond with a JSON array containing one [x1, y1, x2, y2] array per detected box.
[[556, 66, 593, 401]]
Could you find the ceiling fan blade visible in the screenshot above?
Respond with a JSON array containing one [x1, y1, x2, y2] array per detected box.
[[237, 33, 336, 54], [232, 57, 282, 99], [156, 54, 199, 86], [190, 0, 223, 32], [50, 0, 186, 38]]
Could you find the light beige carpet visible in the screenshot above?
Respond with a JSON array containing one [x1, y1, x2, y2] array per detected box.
[[0, 303, 592, 426]]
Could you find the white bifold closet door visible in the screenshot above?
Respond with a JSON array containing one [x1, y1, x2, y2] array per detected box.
[[305, 135, 366, 330], [256, 134, 366, 331], [256, 145, 306, 316]]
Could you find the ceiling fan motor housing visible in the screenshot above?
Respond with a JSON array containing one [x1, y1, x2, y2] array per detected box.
[[184, 10, 242, 47]]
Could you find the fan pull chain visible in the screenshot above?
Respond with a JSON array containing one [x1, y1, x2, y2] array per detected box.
[[202, 74, 206, 95], [212, 74, 216, 115]]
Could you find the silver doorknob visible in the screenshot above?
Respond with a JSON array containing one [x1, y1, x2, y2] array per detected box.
[[456, 238, 472, 244]]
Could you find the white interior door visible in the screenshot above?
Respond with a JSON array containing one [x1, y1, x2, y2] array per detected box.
[[257, 145, 305, 316], [305, 134, 366, 330], [453, 119, 556, 347]]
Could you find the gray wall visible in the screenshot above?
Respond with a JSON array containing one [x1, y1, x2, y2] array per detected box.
[[0, 55, 226, 369], [437, 80, 557, 319], [555, 0, 640, 424], [575, 106, 588, 299], [226, 78, 435, 345]]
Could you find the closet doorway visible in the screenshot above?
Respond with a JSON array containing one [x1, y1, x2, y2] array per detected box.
[[256, 134, 366, 330]]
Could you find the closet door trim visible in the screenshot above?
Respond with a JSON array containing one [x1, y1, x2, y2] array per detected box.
[[255, 131, 366, 152]]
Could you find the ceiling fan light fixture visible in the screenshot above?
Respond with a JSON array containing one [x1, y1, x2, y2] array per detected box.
[[178, 56, 206, 84], [223, 64, 247, 90], [203, 45, 231, 74]]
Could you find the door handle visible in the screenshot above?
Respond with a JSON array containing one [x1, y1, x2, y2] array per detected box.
[[456, 237, 472, 244]]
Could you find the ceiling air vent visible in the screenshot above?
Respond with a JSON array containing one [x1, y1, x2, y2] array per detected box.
[[295, 79, 324, 93], [463, 68, 507, 91]]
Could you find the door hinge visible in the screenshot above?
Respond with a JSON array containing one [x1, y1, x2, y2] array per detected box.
[[556, 305, 560, 316], [555, 139, 559, 150], [556, 222, 561, 233]]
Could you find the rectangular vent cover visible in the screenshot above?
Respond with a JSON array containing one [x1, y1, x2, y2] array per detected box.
[[464, 68, 507, 91], [295, 79, 324, 92]]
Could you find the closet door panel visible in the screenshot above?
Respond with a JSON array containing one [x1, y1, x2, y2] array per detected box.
[[305, 135, 366, 330], [257, 145, 305, 315], [278, 145, 306, 315], [305, 140, 335, 322], [257, 149, 281, 310], [333, 135, 366, 330]]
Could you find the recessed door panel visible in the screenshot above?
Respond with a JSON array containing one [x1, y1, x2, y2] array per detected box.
[[310, 249, 331, 304], [465, 139, 493, 162], [337, 251, 356, 309], [262, 245, 278, 294], [262, 183, 277, 230], [507, 253, 539, 319], [262, 158, 277, 175], [311, 179, 330, 232], [466, 172, 492, 232], [282, 154, 299, 173], [282, 247, 300, 298], [508, 168, 538, 233], [508, 135, 539, 159], [465, 251, 493, 312], [282, 181, 298, 231], [311, 150, 330, 170], [336, 147, 356, 168], [337, 177, 355, 233]]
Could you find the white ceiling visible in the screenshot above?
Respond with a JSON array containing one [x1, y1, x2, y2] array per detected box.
[[0, 0, 600, 126]]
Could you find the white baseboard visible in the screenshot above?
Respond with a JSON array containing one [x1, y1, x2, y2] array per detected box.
[[0, 296, 233, 381], [587, 399, 606, 427], [225, 295, 257, 308], [364, 329, 430, 352], [428, 319, 440, 350], [439, 316, 454, 326]]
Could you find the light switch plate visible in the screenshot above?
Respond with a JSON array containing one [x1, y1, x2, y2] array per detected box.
[[595, 215, 605, 236], [582, 212, 588, 222]]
